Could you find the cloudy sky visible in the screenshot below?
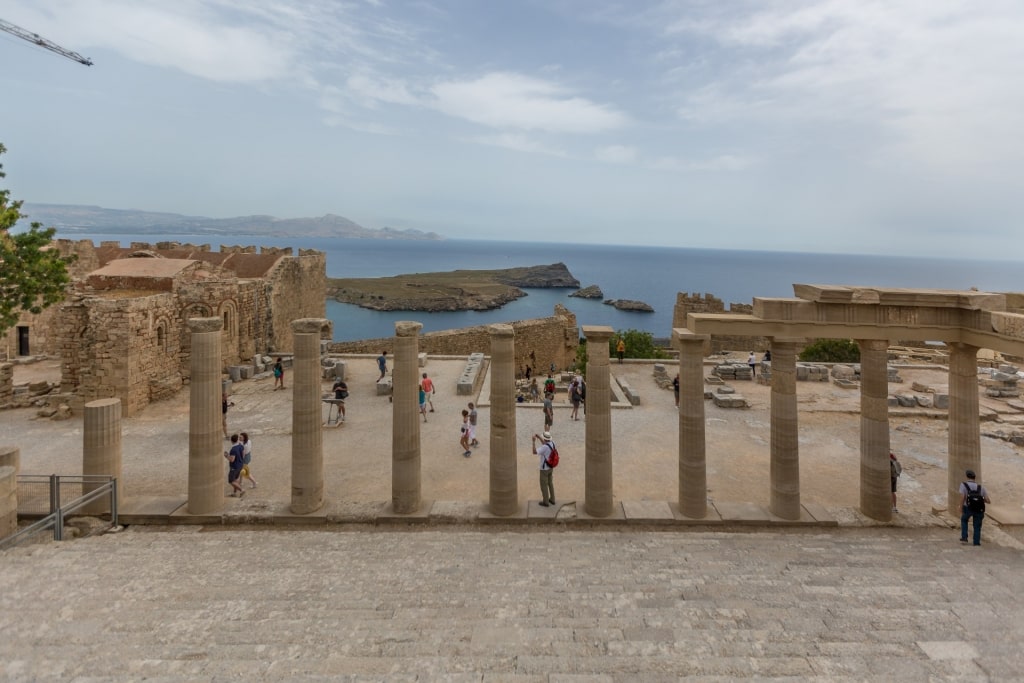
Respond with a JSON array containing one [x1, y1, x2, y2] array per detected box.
[[1, 0, 1023, 258]]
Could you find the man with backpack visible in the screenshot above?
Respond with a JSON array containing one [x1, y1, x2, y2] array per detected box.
[[531, 431, 558, 507], [959, 469, 991, 546]]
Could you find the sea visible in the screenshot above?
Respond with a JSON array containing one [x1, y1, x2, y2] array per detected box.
[[75, 234, 1024, 342]]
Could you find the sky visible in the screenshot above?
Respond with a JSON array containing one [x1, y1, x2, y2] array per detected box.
[[1, 0, 1023, 259]]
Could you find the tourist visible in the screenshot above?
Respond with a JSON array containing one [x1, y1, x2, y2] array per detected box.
[[240, 432, 257, 489], [273, 357, 285, 390], [543, 391, 554, 431], [544, 374, 556, 396], [224, 434, 245, 497], [468, 402, 479, 447], [525, 365, 532, 380], [221, 392, 234, 438], [960, 469, 991, 546], [616, 338, 626, 364], [579, 377, 587, 416], [529, 378, 540, 402], [569, 379, 582, 421], [747, 351, 757, 379], [377, 351, 388, 381], [420, 372, 435, 412], [890, 452, 902, 512], [419, 383, 428, 422], [531, 431, 556, 507], [764, 349, 772, 362], [673, 374, 680, 407], [332, 378, 348, 421], [459, 409, 472, 457]]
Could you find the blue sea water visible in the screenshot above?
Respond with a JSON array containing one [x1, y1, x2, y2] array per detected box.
[[77, 234, 1024, 342]]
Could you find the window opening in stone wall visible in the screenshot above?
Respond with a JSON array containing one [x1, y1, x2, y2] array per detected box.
[[157, 324, 166, 350]]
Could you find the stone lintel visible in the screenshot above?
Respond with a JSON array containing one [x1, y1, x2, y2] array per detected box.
[[582, 325, 615, 341], [291, 318, 330, 334], [793, 284, 1006, 310], [394, 321, 424, 337], [187, 317, 223, 333], [488, 323, 514, 337]]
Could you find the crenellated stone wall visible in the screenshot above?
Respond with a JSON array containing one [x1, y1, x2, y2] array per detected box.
[[672, 292, 768, 355], [328, 305, 579, 373], [266, 249, 326, 353]]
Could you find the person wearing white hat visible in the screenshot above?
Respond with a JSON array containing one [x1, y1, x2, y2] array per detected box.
[[532, 431, 557, 507]]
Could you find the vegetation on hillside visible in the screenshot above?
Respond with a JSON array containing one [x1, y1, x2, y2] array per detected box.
[[798, 338, 861, 363]]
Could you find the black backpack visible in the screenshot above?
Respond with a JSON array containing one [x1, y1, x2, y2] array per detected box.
[[964, 482, 985, 513]]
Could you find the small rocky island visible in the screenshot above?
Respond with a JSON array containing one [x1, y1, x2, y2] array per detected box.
[[603, 299, 655, 312], [569, 284, 604, 299], [327, 263, 581, 312]]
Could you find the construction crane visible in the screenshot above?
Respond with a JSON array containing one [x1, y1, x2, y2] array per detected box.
[[0, 18, 92, 66]]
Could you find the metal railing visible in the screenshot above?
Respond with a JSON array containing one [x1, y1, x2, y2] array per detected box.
[[1, 474, 118, 551]]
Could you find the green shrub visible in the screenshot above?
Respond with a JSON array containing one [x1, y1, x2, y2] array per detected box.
[[798, 339, 860, 363], [610, 329, 666, 360]]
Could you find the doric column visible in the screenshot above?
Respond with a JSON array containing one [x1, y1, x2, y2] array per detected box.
[[948, 343, 981, 513], [290, 318, 328, 514], [187, 317, 224, 515], [392, 321, 423, 513], [488, 324, 518, 515], [858, 339, 891, 521], [674, 329, 709, 518], [769, 339, 801, 519], [82, 398, 122, 514], [583, 325, 614, 517], [0, 445, 18, 473]]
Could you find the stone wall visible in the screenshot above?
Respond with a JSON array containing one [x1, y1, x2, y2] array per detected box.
[[328, 305, 579, 373], [0, 363, 12, 405], [672, 292, 769, 354], [267, 250, 327, 353]]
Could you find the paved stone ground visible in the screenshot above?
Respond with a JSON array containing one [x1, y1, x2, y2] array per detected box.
[[1, 525, 1022, 681]]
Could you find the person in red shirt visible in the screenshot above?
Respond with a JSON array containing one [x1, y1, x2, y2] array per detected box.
[[420, 372, 435, 412]]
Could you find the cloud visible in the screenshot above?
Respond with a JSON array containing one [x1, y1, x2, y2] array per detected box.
[[431, 72, 627, 133], [594, 145, 638, 164], [467, 134, 567, 157]]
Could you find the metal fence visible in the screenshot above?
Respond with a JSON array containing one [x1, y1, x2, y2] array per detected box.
[[1, 475, 118, 551]]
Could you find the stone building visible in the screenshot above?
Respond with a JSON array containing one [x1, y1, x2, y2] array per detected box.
[[5, 239, 325, 415]]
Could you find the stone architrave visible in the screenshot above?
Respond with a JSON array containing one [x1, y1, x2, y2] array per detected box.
[[948, 343, 981, 513], [769, 339, 801, 520], [583, 325, 615, 517], [488, 324, 518, 515], [392, 321, 423, 514], [858, 339, 891, 521], [291, 318, 328, 515], [674, 329, 710, 518], [187, 317, 225, 515], [82, 398, 122, 515]]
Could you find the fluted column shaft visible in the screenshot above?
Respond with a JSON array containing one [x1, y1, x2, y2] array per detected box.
[[674, 329, 709, 518], [291, 318, 327, 514], [583, 326, 614, 517], [187, 317, 224, 515], [488, 324, 518, 515], [769, 340, 800, 519], [948, 343, 981, 513], [0, 446, 17, 538], [83, 398, 122, 514], [392, 321, 423, 513], [858, 339, 891, 521]]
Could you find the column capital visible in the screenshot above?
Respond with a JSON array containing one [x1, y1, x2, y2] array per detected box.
[[488, 323, 514, 338], [672, 328, 710, 353], [291, 318, 330, 334], [187, 317, 223, 333], [856, 338, 890, 351], [395, 321, 424, 337], [582, 325, 615, 342], [85, 398, 121, 410]]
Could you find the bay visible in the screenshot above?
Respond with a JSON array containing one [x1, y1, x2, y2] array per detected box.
[[73, 234, 1024, 342]]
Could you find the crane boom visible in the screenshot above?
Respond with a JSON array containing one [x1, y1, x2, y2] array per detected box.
[[0, 18, 92, 66]]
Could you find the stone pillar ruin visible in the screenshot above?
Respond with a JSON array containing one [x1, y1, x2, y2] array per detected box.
[[583, 325, 614, 517], [290, 318, 328, 515], [858, 339, 891, 521], [0, 446, 17, 538], [948, 342, 981, 512], [392, 321, 423, 514], [82, 398, 122, 515], [769, 339, 801, 520], [187, 317, 224, 515], [674, 330, 709, 518], [488, 324, 518, 516]]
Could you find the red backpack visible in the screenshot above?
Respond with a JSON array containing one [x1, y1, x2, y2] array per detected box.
[[544, 441, 559, 468]]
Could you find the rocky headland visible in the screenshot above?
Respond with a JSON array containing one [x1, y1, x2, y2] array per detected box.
[[569, 284, 604, 299], [327, 263, 580, 312]]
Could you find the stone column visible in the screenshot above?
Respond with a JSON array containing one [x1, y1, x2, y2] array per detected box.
[[948, 343, 981, 513], [291, 318, 328, 515], [488, 324, 518, 515], [858, 339, 891, 521], [674, 329, 709, 518], [583, 326, 614, 517], [187, 317, 224, 515], [392, 321, 423, 514], [82, 398, 122, 515], [0, 445, 19, 473], [0, 445, 19, 537], [769, 339, 801, 520]]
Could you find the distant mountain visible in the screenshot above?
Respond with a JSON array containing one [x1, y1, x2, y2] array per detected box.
[[19, 203, 444, 241]]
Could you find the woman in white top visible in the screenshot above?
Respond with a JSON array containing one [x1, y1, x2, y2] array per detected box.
[[240, 432, 258, 489]]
